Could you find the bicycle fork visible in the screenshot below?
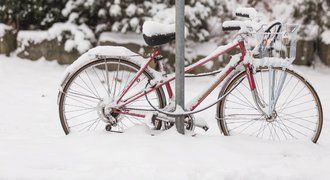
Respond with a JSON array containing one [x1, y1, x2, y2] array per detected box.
[[247, 65, 287, 118]]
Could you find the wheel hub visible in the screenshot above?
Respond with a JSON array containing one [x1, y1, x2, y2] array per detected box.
[[97, 99, 120, 124], [265, 111, 278, 122]]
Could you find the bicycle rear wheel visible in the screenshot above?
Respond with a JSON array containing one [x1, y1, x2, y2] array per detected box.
[[58, 58, 166, 134], [217, 67, 323, 143]]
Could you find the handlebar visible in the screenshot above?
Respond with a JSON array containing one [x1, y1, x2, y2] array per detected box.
[[222, 7, 283, 37], [222, 7, 263, 33]]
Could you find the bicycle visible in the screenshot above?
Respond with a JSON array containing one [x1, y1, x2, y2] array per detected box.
[[57, 8, 323, 143]]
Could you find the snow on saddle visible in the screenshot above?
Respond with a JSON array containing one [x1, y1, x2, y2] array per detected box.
[[142, 21, 175, 46]]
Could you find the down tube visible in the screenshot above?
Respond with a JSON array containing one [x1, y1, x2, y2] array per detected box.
[[189, 67, 235, 110]]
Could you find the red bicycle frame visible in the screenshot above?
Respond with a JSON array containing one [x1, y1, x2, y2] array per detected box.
[[114, 40, 256, 117]]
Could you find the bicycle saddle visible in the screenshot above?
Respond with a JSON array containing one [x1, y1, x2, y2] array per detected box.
[[142, 21, 175, 46]]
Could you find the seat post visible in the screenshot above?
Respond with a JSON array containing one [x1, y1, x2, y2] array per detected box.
[[152, 47, 166, 74]]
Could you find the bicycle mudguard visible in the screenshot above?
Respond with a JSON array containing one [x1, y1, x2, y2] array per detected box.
[[60, 46, 160, 84]]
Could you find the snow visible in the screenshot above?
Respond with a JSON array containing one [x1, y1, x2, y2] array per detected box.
[[185, 3, 211, 27], [235, 7, 258, 19], [129, 17, 140, 31], [109, 4, 121, 17], [99, 32, 146, 46], [48, 23, 95, 53], [0, 23, 12, 37], [143, 112, 156, 129], [17, 30, 49, 45], [148, 5, 175, 24], [271, 3, 294, 23], [61, 0, 76, 17], [95, 23, 108, 33], [125, 4, 137, 17], [321, 30, 330, 45], [1, 55, 330, 179], [252, 57, 292, 68], [222, 20, 243, 29], [68, 12, 79, 22], [142, 21, 175, 37], [142, 20, 188, 37], [17, 23, 95, 54]]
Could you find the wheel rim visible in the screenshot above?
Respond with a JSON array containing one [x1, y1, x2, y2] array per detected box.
[[218, 67, 322, 142], [59, 59, 165, 134]]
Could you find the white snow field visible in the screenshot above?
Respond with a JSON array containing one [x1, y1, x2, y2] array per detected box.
[[0, 55, 330, 180]]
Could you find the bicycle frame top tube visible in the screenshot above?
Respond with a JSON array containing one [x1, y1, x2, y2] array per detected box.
[[116, 39, 252, 111]]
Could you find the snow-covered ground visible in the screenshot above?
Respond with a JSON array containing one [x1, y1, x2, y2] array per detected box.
[[0, 55, 330, 179]]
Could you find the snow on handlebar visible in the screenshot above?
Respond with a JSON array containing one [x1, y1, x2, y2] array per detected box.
[[222, 7, 275, 34], [235, 7, 258, 19]]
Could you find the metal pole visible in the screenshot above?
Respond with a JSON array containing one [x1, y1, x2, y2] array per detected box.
[[175, 0, 185, 134]]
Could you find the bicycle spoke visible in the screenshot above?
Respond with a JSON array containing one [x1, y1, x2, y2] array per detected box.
[[65, 107, 96, 113], [219, 68, 321, 142], [277, 82, 306, 111], [77, 118, 101, 132], [64, 103, 94, 109], [281, 107, 316, 115], [112, 60, 121, 99], [92, 66, 108, 96], [67, 109, 96, 121], [279, 116, 316, 132], [237, 116, 263, 134], [256, 122, 269, 138], [277, 116, 308, 137], [279, 112, 318, 124], [105, 60, 112, 97], [279, 99, 314, 110], [60, 59, 164, 134], [225, 100, 257, 110], [66, 90, 102, 101], [78, 75, 100, 98], [271, 122, 281, 141], [229, 91, 257, 110], [65, 95, 96, 108], [72, 81, 97, 98], [71, 117, 100, 128], [85, 70, 101, 98]]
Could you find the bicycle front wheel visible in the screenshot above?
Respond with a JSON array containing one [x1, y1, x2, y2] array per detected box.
[[217, 67, 323, 143]]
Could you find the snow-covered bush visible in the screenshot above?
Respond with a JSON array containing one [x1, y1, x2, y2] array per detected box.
[[293, 0, 330, 42], [61, 0, 228, 41], [17, 22, 95, 56], [0, 0, 66, 30], [48, 23, 96, 53], [0, 23, 12, 38]]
